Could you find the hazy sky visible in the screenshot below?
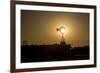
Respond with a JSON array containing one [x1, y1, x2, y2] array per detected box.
[[21, 10, 89, 47]]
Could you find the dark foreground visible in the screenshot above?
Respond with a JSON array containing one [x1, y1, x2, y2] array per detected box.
[[21, 44, 89, 63]]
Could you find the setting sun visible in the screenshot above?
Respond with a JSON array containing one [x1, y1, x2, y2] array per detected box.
[[56, 26, 66, 33], [59, 26, 65, 33]]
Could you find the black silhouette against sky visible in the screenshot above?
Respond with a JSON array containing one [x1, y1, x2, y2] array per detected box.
[[21, 10, 89, 47]]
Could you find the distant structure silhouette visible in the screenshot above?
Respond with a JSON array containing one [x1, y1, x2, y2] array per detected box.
[[56, 26, 66, 45]]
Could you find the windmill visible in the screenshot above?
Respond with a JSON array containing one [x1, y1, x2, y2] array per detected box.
[[56, 26, 66, 44]]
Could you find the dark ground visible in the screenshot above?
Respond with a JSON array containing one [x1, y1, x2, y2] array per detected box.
[[21, 44, 89, 63]]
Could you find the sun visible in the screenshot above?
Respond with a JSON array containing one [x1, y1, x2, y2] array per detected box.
[[56, 26, 65, 34], [60, 27, 65, 33]]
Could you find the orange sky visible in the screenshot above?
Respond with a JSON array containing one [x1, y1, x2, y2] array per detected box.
[[21, 10, 89, 47]]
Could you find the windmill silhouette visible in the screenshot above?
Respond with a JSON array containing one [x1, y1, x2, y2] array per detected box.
[[56, 26, 66, 45]]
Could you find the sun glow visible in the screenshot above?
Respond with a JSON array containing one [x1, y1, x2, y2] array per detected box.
[[56, 25, 68, 35], [59, 27, 65, 33]]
